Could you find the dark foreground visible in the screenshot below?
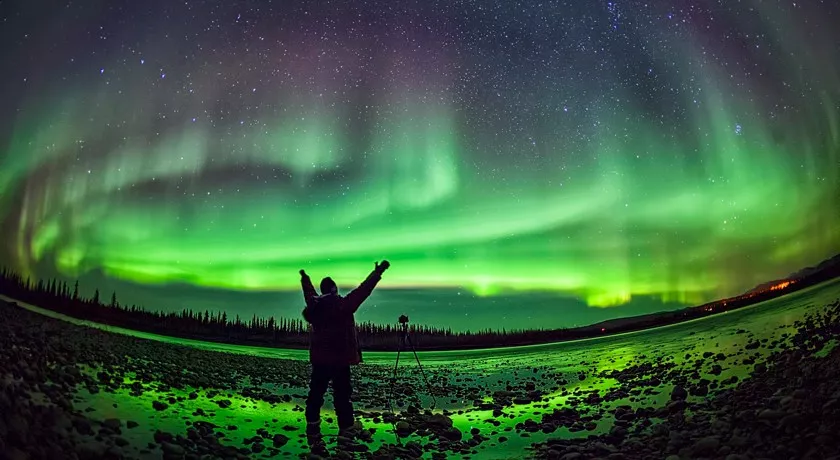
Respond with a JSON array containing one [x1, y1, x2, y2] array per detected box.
[[1, 281, 839, 459]]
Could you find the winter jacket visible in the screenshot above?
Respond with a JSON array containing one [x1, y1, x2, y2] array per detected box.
[[301, 269, 383, 366]]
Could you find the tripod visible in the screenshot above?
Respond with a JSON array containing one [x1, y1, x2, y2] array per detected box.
[[386, 317, 437, 415]]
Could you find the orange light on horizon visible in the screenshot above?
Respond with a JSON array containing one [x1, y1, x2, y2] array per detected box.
[[769, 280, 793, 291]]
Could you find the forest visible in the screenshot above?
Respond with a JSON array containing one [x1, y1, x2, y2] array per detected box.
[[0, 263, 836, 351]]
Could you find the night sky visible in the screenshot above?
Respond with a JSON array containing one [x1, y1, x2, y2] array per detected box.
[[1, 0, 838, 330]]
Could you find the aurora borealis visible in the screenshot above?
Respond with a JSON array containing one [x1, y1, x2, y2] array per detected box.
[[1, 0, 839, 330]]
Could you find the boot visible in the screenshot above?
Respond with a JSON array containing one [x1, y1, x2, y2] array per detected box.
[[337, 420, 364, 439], [306, 418, 322, 437], [336, 421, 369, 452], [306, 420, 328, 456]]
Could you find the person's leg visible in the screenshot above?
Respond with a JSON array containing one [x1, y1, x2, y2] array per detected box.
[[332, 365, 355, 431], [305, 364, 330, 435]]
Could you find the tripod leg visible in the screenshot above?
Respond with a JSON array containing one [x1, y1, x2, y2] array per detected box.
[[388, 349, 402, 413], [405, 333, 437, 409], [387, 332, 407, 414]]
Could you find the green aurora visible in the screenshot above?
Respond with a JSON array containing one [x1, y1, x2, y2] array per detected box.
[[0, 0, 838, 328]]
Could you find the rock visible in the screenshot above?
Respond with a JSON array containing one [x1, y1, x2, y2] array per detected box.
[[105, 446, 123, 458], [609, 425, 627, 439], [424, 413, 453, 429], [691, 384, 709, 397], [780, 413, 803, 429], [666, 400, 686, 413], [272, 433, 289, 447], [77, 441, 106, 459], [443, 427, 462, 441], [161, 442, 184, 456], [126, 420, 139, 429], [102, 418, 121, 431], [725, 454, 749, 460], [757, 409, 784, 421], [114, 436, 130, 447], [670, 386, 687, 401], [73, 417, 93, 435], [792, 389, 810, 399], [727, 435, 747, 448], [692, 436, 720, 455], [152, 401, 168, 411]]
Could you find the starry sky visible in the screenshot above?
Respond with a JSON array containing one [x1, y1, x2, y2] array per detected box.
[[1, 0, 839, 330]]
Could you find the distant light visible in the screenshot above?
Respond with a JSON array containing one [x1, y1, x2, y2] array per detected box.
[[140, 59, 145, 64], [100, 68, 104, 74]]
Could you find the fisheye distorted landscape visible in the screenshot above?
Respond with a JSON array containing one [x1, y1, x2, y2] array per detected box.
[[1, 0, 839, 459]]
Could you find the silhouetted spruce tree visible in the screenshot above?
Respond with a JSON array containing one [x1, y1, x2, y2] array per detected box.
[[92, 288, 100, 305], [110, 291, 118, 308], [72, 280, 79, 300]]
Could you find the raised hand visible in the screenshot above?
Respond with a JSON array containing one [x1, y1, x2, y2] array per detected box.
[[375, 260, 390, 272], [300, 269, 307, 277]]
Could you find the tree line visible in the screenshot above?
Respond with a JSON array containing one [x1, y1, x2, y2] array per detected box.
[[0, 267, 553, 349], [0, 265, 834, 351]]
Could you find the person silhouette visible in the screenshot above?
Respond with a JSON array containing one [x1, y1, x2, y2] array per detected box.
[[300, 260, 390, 447]]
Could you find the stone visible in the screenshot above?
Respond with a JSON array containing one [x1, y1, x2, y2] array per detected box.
[[757, 409, 784, 421], [161, 442, 185, 456], [102, 418, 121, 431], [114, 436, 130, 447], [272, 434, 289, 448], [692, 436, 720, 456], [77, 442, 106, 459], [443, 427, 462, 441]]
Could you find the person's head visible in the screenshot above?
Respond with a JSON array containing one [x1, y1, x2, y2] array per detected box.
[[320, 277, 338, 295]]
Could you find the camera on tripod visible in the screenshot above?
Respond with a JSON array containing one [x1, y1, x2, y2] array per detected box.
[[388, 312, 437, 418]]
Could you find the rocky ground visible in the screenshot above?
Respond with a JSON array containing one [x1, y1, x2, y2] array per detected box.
[[1, 287, 839, 460], [529, 298, 840, 460]]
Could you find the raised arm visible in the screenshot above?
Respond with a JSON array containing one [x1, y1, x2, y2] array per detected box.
[[344, 260, 390, 313], [300, 269, 317, 307]]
